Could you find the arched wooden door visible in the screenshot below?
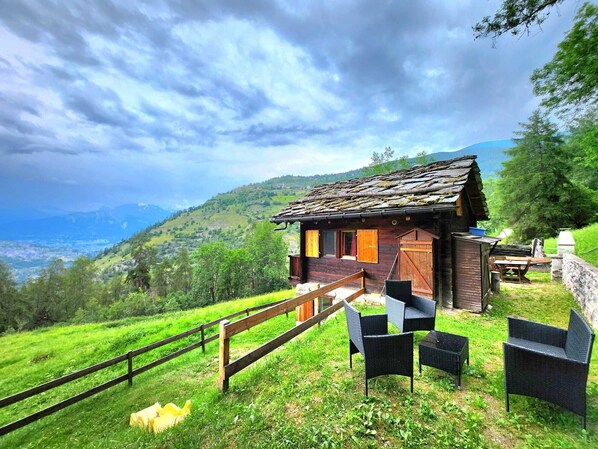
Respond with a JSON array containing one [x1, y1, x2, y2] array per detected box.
[[397, 228, 438, 298]]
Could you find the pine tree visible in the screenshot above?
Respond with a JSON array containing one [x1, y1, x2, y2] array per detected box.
[[125, 236, 156, 291], [172, 247, 193, 294], [151, 259, 172, 297], [498, 110, 595, 240], [64, 257, 97, 318]]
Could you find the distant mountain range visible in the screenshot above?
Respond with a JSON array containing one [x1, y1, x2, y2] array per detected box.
[[429, 139, 513, 176], [0, 203, 172, 243], [0, 206, 68, 225]]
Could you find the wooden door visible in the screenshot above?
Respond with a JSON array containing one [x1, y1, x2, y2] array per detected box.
[[397, 228, 437, 298]]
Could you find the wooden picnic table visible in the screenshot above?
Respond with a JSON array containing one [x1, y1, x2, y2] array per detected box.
[[495, 256, 552, 264], [491, 259, 532, 283]]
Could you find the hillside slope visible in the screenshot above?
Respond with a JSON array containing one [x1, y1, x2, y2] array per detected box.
[[544, 223, 598, 266], [96, 142, 511, 274], [0, 274, 594, 448]]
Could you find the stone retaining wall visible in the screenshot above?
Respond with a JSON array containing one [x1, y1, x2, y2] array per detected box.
[[563, 254, 598, 328]]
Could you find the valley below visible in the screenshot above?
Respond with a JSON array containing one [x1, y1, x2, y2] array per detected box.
[[0, 239, 110, 283]]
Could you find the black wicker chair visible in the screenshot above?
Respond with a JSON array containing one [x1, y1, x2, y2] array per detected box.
[[385, 280, 436, 333], [343, 300, 414, 396], [503, 309, 595, 428]]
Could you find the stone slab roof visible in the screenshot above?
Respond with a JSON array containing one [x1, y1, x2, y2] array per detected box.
[[272, 156, 488, 222]]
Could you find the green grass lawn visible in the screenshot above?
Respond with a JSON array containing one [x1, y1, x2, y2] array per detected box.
[[544, 223, 598, 267], [0, 274, 596, 448]]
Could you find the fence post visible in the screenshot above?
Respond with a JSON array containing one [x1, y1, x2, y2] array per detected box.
[[218, 320, 230, 392], [200, 324, 205, 353], [360, 269, 365, 291], [127, 351, 133, 386]]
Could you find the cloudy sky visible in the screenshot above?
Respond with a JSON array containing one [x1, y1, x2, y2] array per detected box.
[[0, 0, 582, 214]]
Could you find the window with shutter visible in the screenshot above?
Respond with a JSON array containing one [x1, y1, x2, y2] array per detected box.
[[305, 230, 319, 258], [357, 229, 378, 263], [340, 230, 357, 259]]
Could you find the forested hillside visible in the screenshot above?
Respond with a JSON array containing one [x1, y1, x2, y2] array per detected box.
[[96, 142, 510, 276], [95, 173, 355, 275]]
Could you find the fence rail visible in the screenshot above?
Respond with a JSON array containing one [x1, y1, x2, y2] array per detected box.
[[0, 298, 289, 437], [219, 270, 366, 391]]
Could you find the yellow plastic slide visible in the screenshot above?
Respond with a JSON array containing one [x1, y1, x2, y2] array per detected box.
[[130, 400, 191, 433]]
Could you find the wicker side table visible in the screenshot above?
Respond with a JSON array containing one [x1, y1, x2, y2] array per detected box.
[[419, 330, 469, 388]]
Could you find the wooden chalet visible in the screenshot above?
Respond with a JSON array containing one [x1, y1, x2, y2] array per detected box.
[[271, 156, 497, 311]]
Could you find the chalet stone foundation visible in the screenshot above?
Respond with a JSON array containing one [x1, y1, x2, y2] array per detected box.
[[551, 255, 563, 281], [562, 254, 598, 329]]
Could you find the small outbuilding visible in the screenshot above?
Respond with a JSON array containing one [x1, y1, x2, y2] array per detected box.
[[271, 156, 494, 310], [452, 233, 499, 312]]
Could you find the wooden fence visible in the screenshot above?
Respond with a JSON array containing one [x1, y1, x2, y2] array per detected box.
[[0, 298, 289, 437], [219, 270, 365, 391]]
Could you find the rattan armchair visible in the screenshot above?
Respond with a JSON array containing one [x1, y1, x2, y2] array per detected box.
[[385, 280, 436, 333], [343, 300, 414, 396], [503, 309, 595, 428]]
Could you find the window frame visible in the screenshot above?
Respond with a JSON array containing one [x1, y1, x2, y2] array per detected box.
[[321, 230, 338, 258], [304, 227, 379, 264], [340, 229, 357, 260]]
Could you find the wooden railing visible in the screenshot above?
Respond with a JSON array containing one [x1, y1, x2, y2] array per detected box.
[[0, 299, 289, 437], [288, 254, 302, 281], [218, 270, 366, 392]]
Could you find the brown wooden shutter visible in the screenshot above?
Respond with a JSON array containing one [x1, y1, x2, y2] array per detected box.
[[305, 230, 319, 258], [357, 229, 378, 263]]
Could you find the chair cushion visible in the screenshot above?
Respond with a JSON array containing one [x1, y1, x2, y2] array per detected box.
[[405, 307, 432, 320], [508, 337, 567, 359]]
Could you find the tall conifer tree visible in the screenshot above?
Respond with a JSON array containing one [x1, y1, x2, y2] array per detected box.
[[498, 110, 595, 240]]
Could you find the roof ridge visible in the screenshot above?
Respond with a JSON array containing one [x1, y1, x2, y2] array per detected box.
[[319, 154, 477, 186], [381, 154, 476, 177]]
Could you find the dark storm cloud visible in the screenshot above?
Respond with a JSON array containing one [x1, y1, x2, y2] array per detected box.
[[0, 90, 55, 155], [0, 132, 77, 155], [0, 92, 41, 121], [192, 0, 568, 146], [226, 123, 336, 146], [214, 81, 272, 120], [0, 0, 582, 211], [42, 65, 78, 82], [63, 84, 138, 128], [0, 1, 159, 65]]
